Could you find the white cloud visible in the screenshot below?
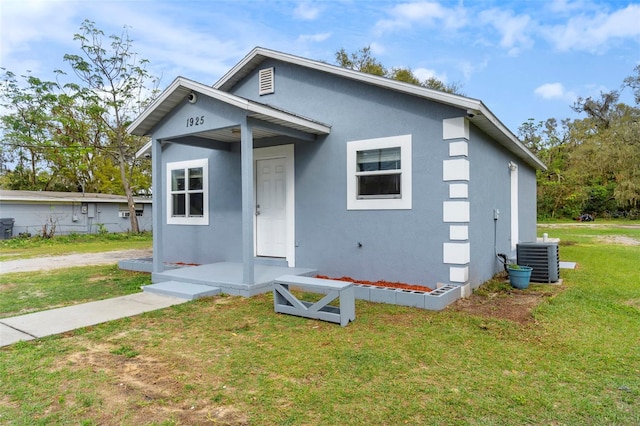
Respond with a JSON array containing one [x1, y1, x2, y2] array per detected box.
[[374, 1, 467, 34], [297, 32, 332, 43], [534, 82, 576, 102], [293, 2, 322, 21], [369, 42, 386, 55], [459, 58, 489, 81], [0, 0, 78, 73], [413, 67, 446, 83], [535, 83, 565, 99], [479, 8, 535, 56], [545, 4, 640, 53]]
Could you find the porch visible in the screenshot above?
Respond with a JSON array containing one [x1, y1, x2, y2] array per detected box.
[[121, 258, 317, 298]]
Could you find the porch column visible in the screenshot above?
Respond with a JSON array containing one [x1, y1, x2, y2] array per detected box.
[[151, 138, 164, 274], [240, 119, 255, 284]]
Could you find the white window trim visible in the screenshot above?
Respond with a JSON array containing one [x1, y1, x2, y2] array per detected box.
[[347, 134, 412, 210], [166, 159, 209, 225]]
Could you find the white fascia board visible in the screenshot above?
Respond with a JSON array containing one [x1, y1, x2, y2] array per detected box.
[[127, 77, 186, 136], [128, 77, 250, 137], [215, 48, 483, 111], [135, 141, 152, 159], [214, 47, 546, 170], [476, 103, 547, 170], [128, 74, 329, 139]]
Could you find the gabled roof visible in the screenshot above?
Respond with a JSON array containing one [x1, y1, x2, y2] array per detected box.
[[215, 47, 546, 170], [128, 77, 331, 138]]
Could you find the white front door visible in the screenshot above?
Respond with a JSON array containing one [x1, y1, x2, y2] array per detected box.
[[256, 156, 288, 258]]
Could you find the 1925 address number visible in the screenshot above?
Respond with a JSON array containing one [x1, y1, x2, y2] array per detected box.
[[186, 116, 205, 127]]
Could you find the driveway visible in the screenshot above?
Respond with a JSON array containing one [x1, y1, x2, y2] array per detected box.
[[0, 249, 153, 274]]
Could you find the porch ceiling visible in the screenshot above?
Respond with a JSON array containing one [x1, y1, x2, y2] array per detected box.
[[193, 125, 281, 143]]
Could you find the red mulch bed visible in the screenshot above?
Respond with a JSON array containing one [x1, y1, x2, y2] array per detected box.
[[316, 275, 433, 293]]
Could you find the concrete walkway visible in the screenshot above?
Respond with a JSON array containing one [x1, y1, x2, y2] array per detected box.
[[0, 248, 194, 348], [0, 292, 188, 347]]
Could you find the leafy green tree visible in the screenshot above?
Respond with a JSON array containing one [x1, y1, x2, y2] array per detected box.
[[335, 46, 387, 76], [0, 71, 59, 189], [570, 92, 640, 208], [335, 46, 463, 95], [522, 65, 640, 219], [62, 20, 158, 232]]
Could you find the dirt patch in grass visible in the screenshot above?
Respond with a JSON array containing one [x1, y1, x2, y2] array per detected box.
[[624, 298, 640, 310], [450, 280, 561, 325], [596, 235, 640, 246], [0, 282, 17, 292], [56, 340, 248, 425]]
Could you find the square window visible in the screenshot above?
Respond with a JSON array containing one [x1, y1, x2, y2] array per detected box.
[[347, 135, 412, 210], [167, 159, 208, 225], [356, 147, 402, 199]]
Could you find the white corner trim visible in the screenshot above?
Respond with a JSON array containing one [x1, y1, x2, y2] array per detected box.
[[449, 225, 469, 240], [443, 117, 469, 140], [443, 201, 470, 222], [449, 183, 468, 199], [443, 158, 469, 181], [449, 141, 468, 157], [449, 266, 469, 283], [443, 242, 470, 264]]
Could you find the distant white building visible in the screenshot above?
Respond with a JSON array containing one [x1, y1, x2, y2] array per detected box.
[[0, 190, 152, 237]]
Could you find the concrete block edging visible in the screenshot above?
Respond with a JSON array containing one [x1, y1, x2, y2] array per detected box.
[[353, 283, 460, 311]]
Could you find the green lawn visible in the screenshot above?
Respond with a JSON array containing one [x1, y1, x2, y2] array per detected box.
[[0, 222, 638, 425], [0, 265, 151, 318], [0, 231, 152, 261]]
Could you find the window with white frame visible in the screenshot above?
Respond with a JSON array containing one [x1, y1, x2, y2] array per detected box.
[[347, 134, 412, 210], [166, 159, 209, 225]]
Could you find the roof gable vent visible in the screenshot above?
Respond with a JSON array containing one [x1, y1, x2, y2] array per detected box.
[[258, 67, 275, 95]]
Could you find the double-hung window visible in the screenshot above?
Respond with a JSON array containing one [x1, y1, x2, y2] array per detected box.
[[347, 135, 412, 210], [166, 159, 209, 225], [356, 147, 401, 198]]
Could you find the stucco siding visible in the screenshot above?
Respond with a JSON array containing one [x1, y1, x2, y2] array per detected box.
[[153, 56, 540, 289], [0, 201, 152, 236], [238, 60, 462, 286], [519, 165, 538, 243], [467, 124, 538, 287], [159, 143, 243, 264]]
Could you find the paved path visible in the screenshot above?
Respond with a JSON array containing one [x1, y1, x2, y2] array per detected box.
[[0, 248, 153, 274], [0, 247, 190, 348], [0, 293, 187, 347]]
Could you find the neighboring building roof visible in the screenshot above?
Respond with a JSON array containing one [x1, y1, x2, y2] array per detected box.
[[0, 190, 152, 204]]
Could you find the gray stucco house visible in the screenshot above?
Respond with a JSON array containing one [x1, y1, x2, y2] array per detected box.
[[0, 190, 152, 236], [128, 47, 545, 299]]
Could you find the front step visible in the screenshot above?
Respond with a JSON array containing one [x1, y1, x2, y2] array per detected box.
[[142, 281, 221, 300]]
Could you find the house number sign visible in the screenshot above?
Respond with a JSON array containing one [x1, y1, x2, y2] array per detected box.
[[186, 116, 205, 127]]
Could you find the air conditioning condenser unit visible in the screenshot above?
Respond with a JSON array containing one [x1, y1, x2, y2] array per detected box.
[[516, 242, 560, 283]]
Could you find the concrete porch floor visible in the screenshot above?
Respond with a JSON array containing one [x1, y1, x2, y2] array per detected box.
[[145, 262, 318, 298]]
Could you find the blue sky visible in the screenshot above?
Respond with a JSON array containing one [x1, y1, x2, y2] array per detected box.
[[1, 0, 639, 133]]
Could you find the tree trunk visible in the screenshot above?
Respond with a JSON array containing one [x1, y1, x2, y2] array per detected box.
[[118, 151, 140, 233]]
